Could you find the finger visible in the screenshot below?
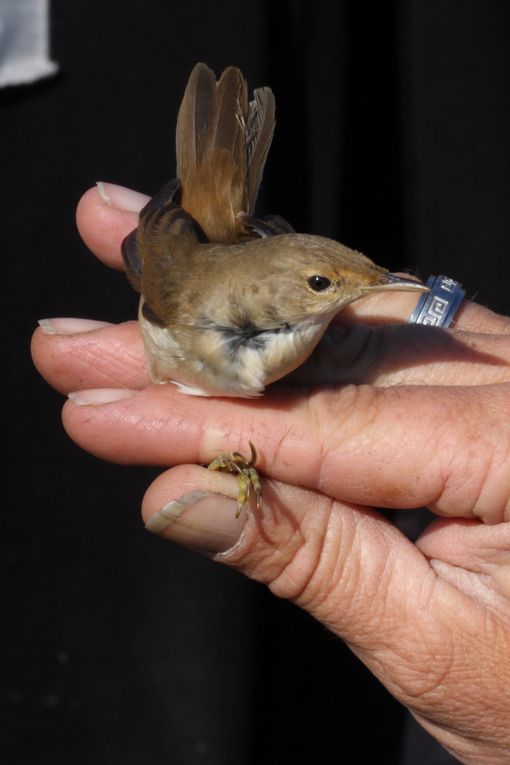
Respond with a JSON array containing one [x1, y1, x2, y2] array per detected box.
[[75, 183, 149, 270], [287, 323, 510, 387], [32, 313, 510, 397], [31, 320, 149, 393], [60, 380, 510, 524], [140, 464, 510, 762], [341, 279, 510, 335]]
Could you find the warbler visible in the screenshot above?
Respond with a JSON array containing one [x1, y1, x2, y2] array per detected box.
[[121, 63, 427, 512]]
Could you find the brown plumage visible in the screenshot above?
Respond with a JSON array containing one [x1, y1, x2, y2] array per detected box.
[[121, 63, 427, 398], [175, 63, 274, 242]]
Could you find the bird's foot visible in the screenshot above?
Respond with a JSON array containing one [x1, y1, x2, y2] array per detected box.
[[207, 441, 262, 517]]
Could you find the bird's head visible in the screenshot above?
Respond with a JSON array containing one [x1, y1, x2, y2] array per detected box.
[[248, 234, 428, 326]]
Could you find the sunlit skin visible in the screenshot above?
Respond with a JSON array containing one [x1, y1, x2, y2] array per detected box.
[[31, 178, 510, 764]]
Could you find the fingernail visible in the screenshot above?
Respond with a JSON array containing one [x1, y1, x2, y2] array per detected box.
[[38, 318, 113, 335], [68, 388, 138, 405], [96, 182, 149, 213], [145, 491, 245, 554]]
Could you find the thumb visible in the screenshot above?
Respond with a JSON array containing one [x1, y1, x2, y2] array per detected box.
[[141, 464, 510, 764], [141, 466, 426, 625]]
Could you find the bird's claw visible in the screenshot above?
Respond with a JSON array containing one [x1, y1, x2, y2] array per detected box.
[[207, 441, 262, 517]]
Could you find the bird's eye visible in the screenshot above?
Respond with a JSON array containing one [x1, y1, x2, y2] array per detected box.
[[307, 275, 332, 292]]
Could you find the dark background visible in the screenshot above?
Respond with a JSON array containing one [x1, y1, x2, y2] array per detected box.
[[3, 1, 510, 763]]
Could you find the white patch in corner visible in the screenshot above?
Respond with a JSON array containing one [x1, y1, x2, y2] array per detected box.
[[0, 0, 58, 88]]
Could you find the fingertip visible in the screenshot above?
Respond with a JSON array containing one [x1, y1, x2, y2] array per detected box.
[[31, 319, 148, 395], [30, 323, 47, 380], [95, 182, 150, 213], [75, 184, 149, 270], [140, 464, 245, 554]]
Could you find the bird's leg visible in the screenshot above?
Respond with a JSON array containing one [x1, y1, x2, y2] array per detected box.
[[207, 441, 262, 517]]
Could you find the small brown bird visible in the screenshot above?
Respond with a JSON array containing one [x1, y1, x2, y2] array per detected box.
[[122, 63, 427, 512], [122, 62, 425, 397]]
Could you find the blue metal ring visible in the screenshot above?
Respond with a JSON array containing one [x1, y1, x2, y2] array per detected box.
[[409, 275, 465, 328]]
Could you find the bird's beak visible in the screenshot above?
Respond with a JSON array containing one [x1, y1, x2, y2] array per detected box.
[[364, 273, 430, 293]]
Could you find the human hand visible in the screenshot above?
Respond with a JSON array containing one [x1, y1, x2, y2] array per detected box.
[[31, 184, 510, 764]]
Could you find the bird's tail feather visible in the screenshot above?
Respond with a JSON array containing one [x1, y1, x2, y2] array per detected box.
[[246, 86, 275, 212], [176, 63, 275, 242]]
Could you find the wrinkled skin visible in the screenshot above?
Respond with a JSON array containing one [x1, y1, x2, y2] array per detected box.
[[31, 183, 510, 765]]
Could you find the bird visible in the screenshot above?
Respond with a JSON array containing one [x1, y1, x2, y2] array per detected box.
[[121, 62, 427, 514]]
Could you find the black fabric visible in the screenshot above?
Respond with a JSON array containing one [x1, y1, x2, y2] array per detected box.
[[4, 1, 509, 763]]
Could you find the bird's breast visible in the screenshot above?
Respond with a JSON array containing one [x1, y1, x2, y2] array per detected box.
[[224, 318, 327, 387], [139, 298, 328, 396]]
